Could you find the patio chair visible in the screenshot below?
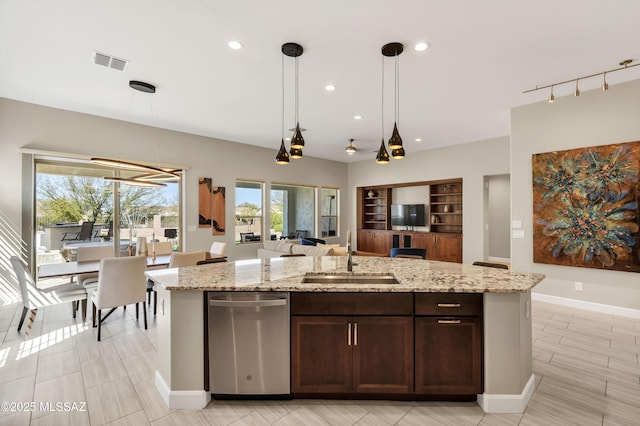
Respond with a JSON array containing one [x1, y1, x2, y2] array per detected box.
[[10, 256, 87, 339], [61, 221, 94, 241]]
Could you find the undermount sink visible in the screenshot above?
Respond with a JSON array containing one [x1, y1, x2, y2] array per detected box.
[[301, 273, 400, 285]]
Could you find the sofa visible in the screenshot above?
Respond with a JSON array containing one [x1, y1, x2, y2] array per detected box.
[[257, 240, 347, 259]]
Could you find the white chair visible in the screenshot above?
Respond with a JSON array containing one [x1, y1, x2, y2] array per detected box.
[[76, 245, 115, 288], [150, 241, 173, 256], [10, 256, 87, 339], [169, 251, 207, 267], [209, 242, 227, 257], [92, 256, 147, 341]]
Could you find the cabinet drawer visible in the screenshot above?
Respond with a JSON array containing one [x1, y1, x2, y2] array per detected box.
[[291, 292, 413, 315], [415, 293, 482, 316]]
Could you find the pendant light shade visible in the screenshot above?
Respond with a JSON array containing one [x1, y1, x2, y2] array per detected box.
[[290, 122, 305, 149], [391, 146, 405, 159], [276, 139, 290, 164], [290, 145, 303, 159], [388, 122, 403, 150], [376, 139, 390, 164]]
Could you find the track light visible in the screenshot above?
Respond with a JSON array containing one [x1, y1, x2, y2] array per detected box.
[[525, 59, 638, 99], [549, 86, 555, 103]]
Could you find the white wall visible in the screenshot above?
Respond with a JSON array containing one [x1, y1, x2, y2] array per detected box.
[[511, 79, 640, 310], [348, 136, 510, 263], [0, 98, 349, 264], [487, 174, 510, 259]]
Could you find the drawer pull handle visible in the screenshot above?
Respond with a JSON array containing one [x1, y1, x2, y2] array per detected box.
[[354, 322, 358, 346], [347, 322, 351, 346], [437, 303, 461, 308], [438, 319, 461, 324]]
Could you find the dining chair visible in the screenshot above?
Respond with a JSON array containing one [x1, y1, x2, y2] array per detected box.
[[150, 241, 174, 256], [92, 256, 147, 341], [472, 261, 509, 269], [76, 245, 115, 289], [390, 247, 427, 259], [169, 251, 207, 267], [209, 241, 227, 257], [10, 256, 87, 339]]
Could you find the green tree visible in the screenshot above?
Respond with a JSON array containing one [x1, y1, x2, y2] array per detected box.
[[235, 202, 260, 224]]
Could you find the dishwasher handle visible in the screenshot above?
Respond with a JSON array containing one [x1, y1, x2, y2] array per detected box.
[[209, 298, 288, 308]]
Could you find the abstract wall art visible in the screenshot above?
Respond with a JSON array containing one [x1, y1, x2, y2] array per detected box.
[[532, 141, 640, 272], [198, 177, 213, 228], [211, 186, 226, 235]]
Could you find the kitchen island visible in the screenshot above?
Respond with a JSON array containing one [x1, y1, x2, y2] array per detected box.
[[146, 256, 545, 413]]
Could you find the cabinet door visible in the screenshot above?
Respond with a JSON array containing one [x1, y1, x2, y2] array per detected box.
[[291, 316, 352, 393], [415, 316, 483, 394], [357, 230, 373, 253], [435, 234, 461, 263], [353, 317, 414, 393], [373, 231, 391, 256]]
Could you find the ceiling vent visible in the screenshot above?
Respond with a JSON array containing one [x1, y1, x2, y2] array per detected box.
[[93, 51, 128, 71]]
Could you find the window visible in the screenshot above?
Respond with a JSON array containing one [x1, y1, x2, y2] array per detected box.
[[320, 188, 339, 237], [235, 180, 263, 243], [34, 158, 181, 267], [270, 184, 315, 240]]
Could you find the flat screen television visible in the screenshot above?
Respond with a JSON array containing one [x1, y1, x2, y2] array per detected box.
[[391, 204, 426, 227]]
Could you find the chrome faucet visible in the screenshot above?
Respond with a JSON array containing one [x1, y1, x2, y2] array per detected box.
[[346, 231, 353, 272]]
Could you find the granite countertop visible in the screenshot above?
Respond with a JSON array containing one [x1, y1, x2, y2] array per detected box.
[[145, 256, 545, 293]]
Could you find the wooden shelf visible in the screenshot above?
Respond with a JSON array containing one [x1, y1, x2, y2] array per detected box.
[[429, 180, 462, 234]]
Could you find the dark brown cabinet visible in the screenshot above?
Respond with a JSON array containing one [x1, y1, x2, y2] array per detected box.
[[423, 233, 462, 263], [414, 293, 483, 395], [291, 293, 413, 395], [357, 229, 391, 255]]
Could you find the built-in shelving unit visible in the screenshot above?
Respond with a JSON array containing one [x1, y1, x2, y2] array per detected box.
[[359, 187, 392, 230], [428, 180, 462, 234]]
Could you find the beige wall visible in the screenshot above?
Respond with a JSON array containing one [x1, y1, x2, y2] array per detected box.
[[348, 136, 511, 263], [0, 97, 348, 265], [511, 79, 640, 310]]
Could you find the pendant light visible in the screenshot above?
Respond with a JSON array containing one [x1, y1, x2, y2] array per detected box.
[[275, 47, 290, 164], [283, 43, 305, 150], [383, 43, 404, 151], [376, 54, 390, 164], [345, 138, 357, 155]]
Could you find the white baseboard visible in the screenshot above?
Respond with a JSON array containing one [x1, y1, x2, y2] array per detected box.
[[477, 374, 535, 413], [532, 292, 640, 319], [155, 371, 211, 410]]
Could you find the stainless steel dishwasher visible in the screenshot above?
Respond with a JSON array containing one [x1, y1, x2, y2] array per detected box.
[[207, 292, 290, 397]]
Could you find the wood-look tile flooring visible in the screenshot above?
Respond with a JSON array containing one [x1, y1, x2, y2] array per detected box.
[[0, 299, 638, 425]]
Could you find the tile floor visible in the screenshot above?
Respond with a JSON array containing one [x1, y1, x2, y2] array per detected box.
[[0, 298, 638, 425]]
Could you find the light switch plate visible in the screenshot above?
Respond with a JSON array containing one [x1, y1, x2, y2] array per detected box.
[[512, 230, 525, 239], [512, 220, 522, 229]]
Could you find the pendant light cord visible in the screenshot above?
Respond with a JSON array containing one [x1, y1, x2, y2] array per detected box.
[[381, 55, 384, 139], [395, 52, 400, 126], [281, 53, 285, 139], [295, 56, 299, 124]]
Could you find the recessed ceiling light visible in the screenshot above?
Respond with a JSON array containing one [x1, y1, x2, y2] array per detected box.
[[227, 40, 243, 50], [414, 42, 429, 52], [415, 138, 422, 142], [325, 84, 336, 91], [354, 115, 362, 120]]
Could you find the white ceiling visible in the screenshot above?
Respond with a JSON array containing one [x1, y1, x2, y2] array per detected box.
[[1, 1, 640, 163]]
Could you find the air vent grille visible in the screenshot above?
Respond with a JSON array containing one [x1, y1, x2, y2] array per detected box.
[[93, 51, 128, 71]]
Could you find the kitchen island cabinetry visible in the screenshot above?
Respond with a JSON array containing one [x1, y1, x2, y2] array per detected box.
[[414, 293, 483, 394], [291, 293, 413, 395]]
